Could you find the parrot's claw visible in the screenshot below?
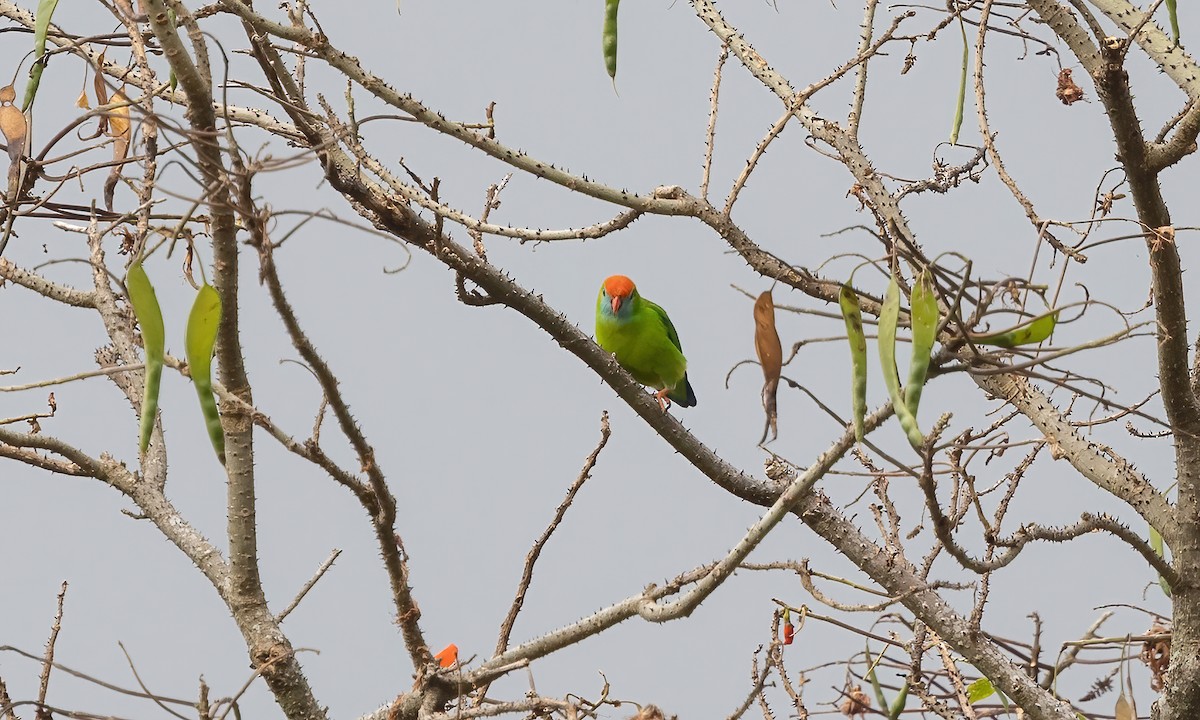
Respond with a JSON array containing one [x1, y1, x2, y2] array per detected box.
[[654, 388, 672, 411]]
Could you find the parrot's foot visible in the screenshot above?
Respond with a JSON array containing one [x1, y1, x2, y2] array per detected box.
[[654, 388, 673, 411]]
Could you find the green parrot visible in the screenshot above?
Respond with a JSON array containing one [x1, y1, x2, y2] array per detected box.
[[595, 275, 697, 410]]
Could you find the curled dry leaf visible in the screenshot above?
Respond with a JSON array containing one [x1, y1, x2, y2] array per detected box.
[[753, 290, 782, 444], [1151, 225, 1176, 252], [0, 84, 29, 189], [1056, 68, 1085, 105], [91, 51, 110, 138], [627, 706, 665, 720], [1140, 621, 1171, 692], [104, 87, 132, 210], [840, 684, 871, 719]]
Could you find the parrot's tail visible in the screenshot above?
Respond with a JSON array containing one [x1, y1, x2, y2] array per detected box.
[[671, 374, 697, 408]]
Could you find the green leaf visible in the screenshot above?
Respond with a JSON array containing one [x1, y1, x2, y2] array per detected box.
[[126, 263, 165, 455], [966, 677, 995, 704], [186, 284, 225, 464], [840, 284, 867, 442], [22, 0, 61, 111], [973, 311, 1057, 348]]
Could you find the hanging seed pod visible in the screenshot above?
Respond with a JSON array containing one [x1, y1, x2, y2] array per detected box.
[[186, 284, 225, 464], [839, 284, 867, 443], [904, 268, 938, 418], [973, 311, 1057, 347], [602, 0, 620, 83], [126, 262, 164, 455], [878, 273, 923, 447]]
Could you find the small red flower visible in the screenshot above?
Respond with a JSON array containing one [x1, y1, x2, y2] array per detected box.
[[433, 643, 458, 668]]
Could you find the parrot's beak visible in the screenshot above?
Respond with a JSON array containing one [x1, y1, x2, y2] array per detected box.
[[611, 296, 622, 313]]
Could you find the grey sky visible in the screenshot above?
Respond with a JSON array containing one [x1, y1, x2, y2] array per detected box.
[[2, 0, 1189, 718]]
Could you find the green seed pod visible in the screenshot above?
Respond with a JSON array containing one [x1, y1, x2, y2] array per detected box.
[[889, 680, 909, 720], [1150, 525, 1172, 597], [22, 0, 61, 112], [126, 262, 164, 456], [878, 273, 923, 447], [904, 268, 938, 418], [839, 284, 867, 443], [186, 284, 225, 465], [974, 311, 1057, 347], [603, 0, 620, 82]]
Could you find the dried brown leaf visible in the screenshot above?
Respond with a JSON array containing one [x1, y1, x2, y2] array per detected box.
[[108, 87, 131, 139], [76, 88, 89, 109], [754, 291, 782, 379], [840, 684, 871, 718], [1055, 68, 1085, 105], [1115, 693, 1134, 720], [1140, 621, 1171, 692], [754, 290, 782, 443], [92, 51, 110, 136], [104, 87, 131, 210], [628, 706, 665, 720]]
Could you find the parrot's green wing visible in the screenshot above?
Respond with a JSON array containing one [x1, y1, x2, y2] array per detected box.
[[644, 299, 683, 352]]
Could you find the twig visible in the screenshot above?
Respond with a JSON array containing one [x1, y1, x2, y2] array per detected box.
[[725, 649, 770, 720], [214, 648, 317, 720], [277, 549, 343, 623], [237, 153, 429, 667], [974, 0, 1081, 262], [35, 582, 68, 720], [0, 645, 194, 707], [117, 642, 191, 720], [700, 43, 728, 201], [724, 108, 792, 216], [0, 365, 145, 392], [847, 0, 880, 137], [494, 411, 611, 656], [936, 637, 978, 719], [0, 673, 18, 720]]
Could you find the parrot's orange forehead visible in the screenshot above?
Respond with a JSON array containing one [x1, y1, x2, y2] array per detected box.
[[604, 275, 636, 298]]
